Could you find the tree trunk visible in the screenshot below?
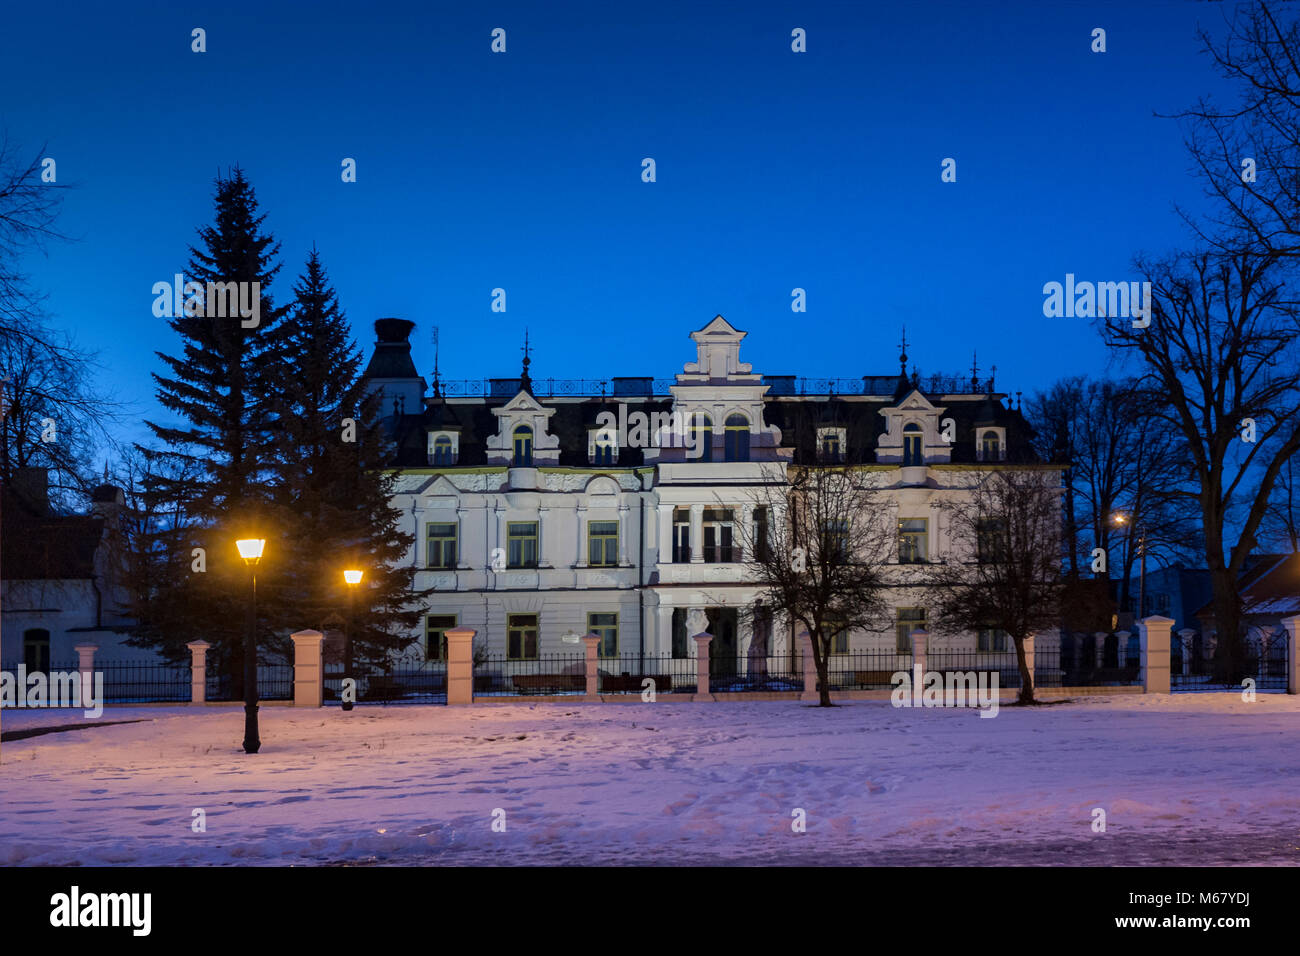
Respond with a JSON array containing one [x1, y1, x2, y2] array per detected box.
[[1208, 573, 1245, 684], [812, 635, 833, 707], [1012, 634, 1036, 705]]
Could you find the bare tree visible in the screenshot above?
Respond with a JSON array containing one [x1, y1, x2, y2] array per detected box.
[[925, 470, 1065, 705], [1105, 248, 1300, 681], [734, 466, 895, 707], [1262, 448, 1300, 550]]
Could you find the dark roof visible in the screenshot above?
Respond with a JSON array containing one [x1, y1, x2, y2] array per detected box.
[[383, 389, 1043, 468], [362, 318, 420, 380], [1, 487, 103, 580]]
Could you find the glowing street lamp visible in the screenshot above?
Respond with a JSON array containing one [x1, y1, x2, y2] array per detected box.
[[342, 569, 363, 712], [1111, 512, 1145, 620], [235, 538, 266, 754]]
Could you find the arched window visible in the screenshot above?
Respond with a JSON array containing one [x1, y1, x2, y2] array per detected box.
[[23, 628, 50, 673], [689, 415, 713, 462], [819, 431, 842, 463], [512, 425, 533, 467], [980, 430, 1001, 462], [724, 414, 751, 462], [902, 423, 923, 466], [432, 435, 453, 466]]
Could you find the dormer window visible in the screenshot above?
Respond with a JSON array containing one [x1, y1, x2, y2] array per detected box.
[[512, 425, 534, 466], [980, 430, 1003, 462], [817, 428, 845, 463], [589, 428, 618, 466], [902, 423, 924, 466], [724, 414, 751, 462], [431, 435, 454, 466]]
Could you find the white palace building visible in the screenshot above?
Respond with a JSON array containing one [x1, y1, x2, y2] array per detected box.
[[361, 315, 1048, 673]]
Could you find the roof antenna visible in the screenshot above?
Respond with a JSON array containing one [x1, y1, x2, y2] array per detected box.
[[431, 325, 441, 398]]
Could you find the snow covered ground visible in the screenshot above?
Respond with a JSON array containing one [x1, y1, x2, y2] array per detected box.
[[2, 694, 1298, 866]]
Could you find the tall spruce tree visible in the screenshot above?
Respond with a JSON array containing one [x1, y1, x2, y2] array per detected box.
[[266, 249, 430, 668], [135, 168, 287, 688]]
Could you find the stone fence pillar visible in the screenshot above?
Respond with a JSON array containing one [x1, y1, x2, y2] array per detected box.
[[581, 633, 601, 699], [290, 630, 324, 708], [799, 629, 818, 702], [1094, 631, 1107, 669], [187, 640, 210, 705], [1140, 615, 1174, 694], [1116, 630, 1132, 667], [692, 633, 712, 700], [1282, 615, 1300, 696], [73, 643, 97, 682], [445, 627, 476, 705]]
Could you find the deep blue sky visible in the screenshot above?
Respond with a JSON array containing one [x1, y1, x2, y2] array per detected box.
[[1, 0, 1239, 448]]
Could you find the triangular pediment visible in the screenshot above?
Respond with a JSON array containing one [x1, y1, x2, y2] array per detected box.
[[884, 389, 941, 414], [494, 390, 554, 416], [693, 314, 745, 339]]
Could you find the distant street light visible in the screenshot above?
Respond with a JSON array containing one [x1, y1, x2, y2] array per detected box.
[[342, 569, 363, 712], [235, 538, 266, 754], [1111, 512, 1146, 620]]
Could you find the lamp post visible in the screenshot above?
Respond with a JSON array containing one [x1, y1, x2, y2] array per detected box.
[[342, 569, 363, 711], [1113, 513, 1146, 621], [235, 538, 266, 754]]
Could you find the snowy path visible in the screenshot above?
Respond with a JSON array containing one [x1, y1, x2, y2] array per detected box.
[[1, 695, 1298, 865]]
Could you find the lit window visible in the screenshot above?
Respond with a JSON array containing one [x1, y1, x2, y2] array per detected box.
[[898, 517, 928, 564], [588, 520, 619, 567], [588, 612, 618, 657], [512, 425, 533, 466], [507, 521, 538, 568], [980, 430, 1001, 462]]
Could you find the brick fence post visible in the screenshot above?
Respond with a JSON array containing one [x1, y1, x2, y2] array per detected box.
[[445, 627, 476, 705], [799, 629, 818, 702], [692, 632, 712, 700], [1140, 615, 1174, 694], [290, 630, 324, 708], [581, 633, 601, 699], [912, 629, 929, 685], [1282, 615, 1300, 696], [187, 640, 210, 705]]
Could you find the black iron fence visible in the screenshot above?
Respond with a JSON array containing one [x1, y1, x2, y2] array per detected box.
[[206, 664, 294, 702], [98, 660, 193, 703], [1172, 632, 1289, 693], [823, 650, 912, 690], [708, 653, 803, 693], [322, 662, 448, 704], [474, 653, 588, 696], [597, 654, 698, 695]]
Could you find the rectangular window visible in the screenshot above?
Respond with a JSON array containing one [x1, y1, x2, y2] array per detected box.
[[425, 614, 456, 660], [753, 507, 770, 562], [507, 613, 539, 659], [819, 432, 843, 463], [588, 612, 618, 657], [821, 518, 850, 563], [977, 627, 1008, 652], [896, 607, 926, 653], [507, 521, 539, 569], [427, 522, 458, 569], [976, 518, 1006, 563], [898, 517, 928, 564], [673, 508, 691, 563], [828, 620, 850, 655], [702, 508, 734, 563], [588, 520, 619, 567]]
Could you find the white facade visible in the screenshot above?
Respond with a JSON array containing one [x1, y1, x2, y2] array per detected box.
[[374, 316, 1056, 668]]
